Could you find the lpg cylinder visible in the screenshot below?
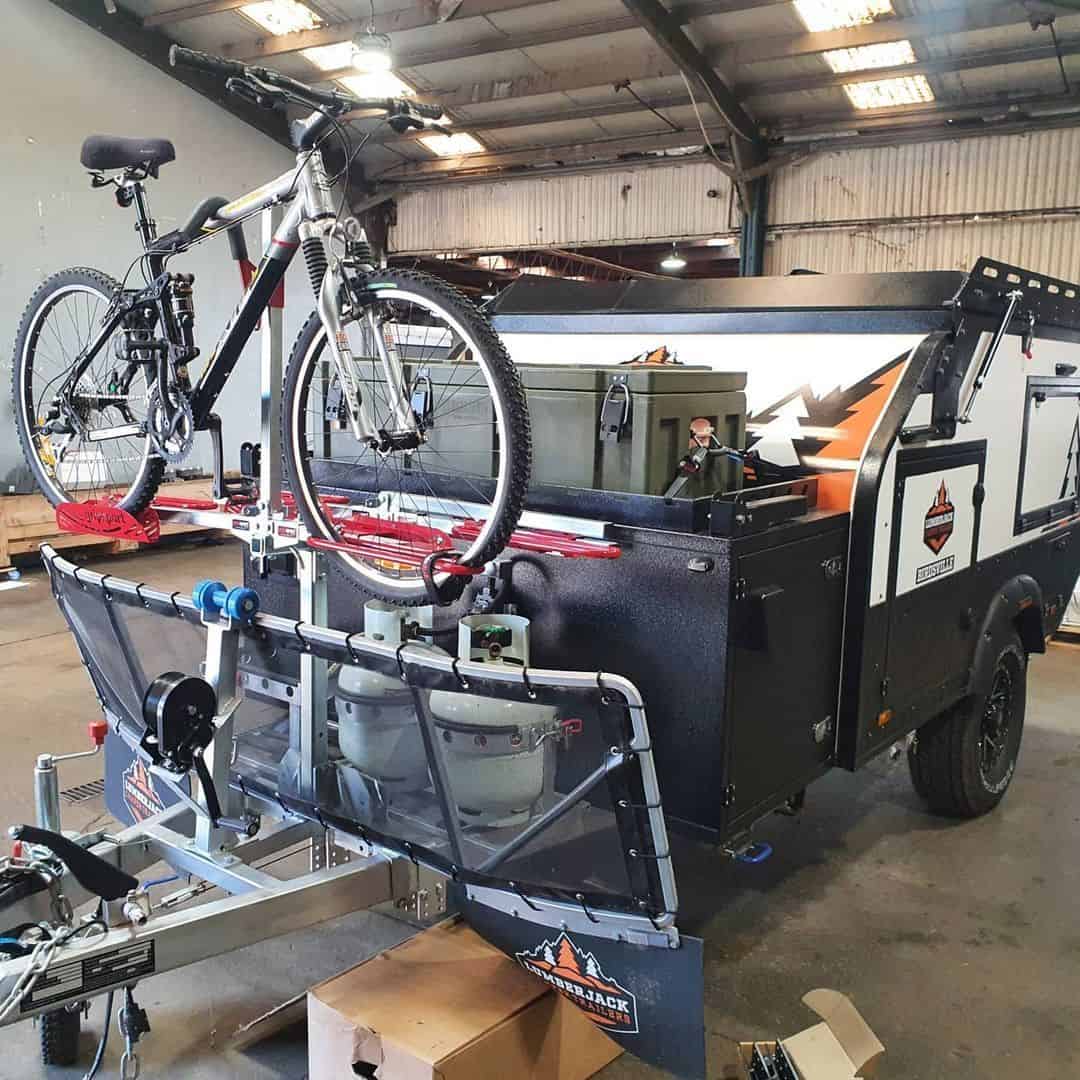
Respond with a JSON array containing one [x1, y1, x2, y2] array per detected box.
[[429, 614, 558, 829], [334, 600, 445, 792]]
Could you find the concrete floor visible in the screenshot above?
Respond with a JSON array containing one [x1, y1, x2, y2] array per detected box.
[[2, 539, 1078, 1079]]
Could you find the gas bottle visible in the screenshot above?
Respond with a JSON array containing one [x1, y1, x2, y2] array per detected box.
[[333, 600, 445, 792], [429, 614, 559, 829]]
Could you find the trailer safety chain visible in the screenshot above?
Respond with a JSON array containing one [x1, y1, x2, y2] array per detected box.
[[0, 917, 106, 1023], [118, 985, 151, 1080]]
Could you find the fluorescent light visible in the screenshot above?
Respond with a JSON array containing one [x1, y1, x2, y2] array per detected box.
[[419, 132, 485, 157], [706, 236, 736, 247], [825, 39, 916, 74], [353, 30, 393, 73], [793, 0, 892, 33], [338, 71, 414, 98], [303, 42, 355, 70], [661, 251, 687, 271], [845, 74, 935, 109], [241, 1, 320, 35]]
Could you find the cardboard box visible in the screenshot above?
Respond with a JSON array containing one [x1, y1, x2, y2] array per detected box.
[[308, 919, 621, 1080], [738, 989, 884, 1079]]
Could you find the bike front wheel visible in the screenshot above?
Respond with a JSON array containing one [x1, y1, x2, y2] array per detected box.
[[282, 269, 531, 605]]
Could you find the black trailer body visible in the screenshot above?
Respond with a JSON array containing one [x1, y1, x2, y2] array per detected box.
[[244, 257, 1080, 846]]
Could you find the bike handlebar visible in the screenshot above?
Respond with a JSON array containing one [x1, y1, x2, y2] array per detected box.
[[169, 44, 444, 121], [169, 44, 247, 80]]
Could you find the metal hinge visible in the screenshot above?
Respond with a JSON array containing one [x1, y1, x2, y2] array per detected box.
[[722, 783, 736, 808], [734, 577, 748, 602]]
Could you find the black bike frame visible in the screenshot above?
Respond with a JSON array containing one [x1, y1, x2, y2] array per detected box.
[[64, 171, 303, 432]]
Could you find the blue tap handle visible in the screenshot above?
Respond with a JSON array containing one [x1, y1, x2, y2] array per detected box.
[[192, 579, 259, 623]]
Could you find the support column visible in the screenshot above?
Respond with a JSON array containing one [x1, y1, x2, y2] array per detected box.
[[739, 173, 769, 278]]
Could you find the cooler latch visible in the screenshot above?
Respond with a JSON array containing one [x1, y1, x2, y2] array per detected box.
[[599, 377, 631, 444]]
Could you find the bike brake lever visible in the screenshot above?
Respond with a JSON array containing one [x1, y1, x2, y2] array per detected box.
[[226, 76, 285, 111]]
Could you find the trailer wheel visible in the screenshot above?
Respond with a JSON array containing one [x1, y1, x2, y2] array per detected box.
[[40, 1005, 81, 1066], [907, 632, 1026, 818]]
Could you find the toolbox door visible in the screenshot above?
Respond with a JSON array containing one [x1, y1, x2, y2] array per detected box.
[[883, 442, 986, 723], [726, 527, 847, 831]]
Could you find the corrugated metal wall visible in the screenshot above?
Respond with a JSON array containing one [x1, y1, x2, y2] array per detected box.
[[390, 127, 1080, 282], [390, 161, 736, 253], [765, 129, 1080, 279]]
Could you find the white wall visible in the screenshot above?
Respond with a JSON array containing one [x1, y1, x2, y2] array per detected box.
[[391, 160, 738, 254], [0, 1, 312, 485], [389, 126, 1080, 286]]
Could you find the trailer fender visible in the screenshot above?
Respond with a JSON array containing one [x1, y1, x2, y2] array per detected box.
[[968, 574, 1045, 697]]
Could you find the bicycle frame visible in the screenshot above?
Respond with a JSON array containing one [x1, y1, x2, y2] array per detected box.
[[62, 141, 403, 443]]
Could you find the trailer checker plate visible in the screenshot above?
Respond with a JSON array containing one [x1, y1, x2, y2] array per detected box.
[[21, 941, 155, 1012]]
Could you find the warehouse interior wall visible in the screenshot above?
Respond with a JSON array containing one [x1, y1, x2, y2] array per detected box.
[[389, 127, 1080, 287], [0, 0, 308, 489]]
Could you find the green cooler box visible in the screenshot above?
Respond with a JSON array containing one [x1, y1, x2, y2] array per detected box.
[[409, 362, 746, 498]]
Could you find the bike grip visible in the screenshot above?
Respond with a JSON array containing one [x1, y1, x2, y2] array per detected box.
[[10, 824, 139, 902], [411, 100, 444, 120], [170, 44, 247, 79]]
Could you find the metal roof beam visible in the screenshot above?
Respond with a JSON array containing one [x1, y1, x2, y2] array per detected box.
[[227, 0, 789, 63], [379, 124, 732, 180], [619, 0, 762, 152], [223, 0, 543, 60], [144, 0, 249, 27], [47, 0, 290, 147], [770, 88, 1080, 135], [717, 2, 1033, 66], [376, 36, 1079, 140], [740, 36, 1080, 98], [376, 94, 696, 144]]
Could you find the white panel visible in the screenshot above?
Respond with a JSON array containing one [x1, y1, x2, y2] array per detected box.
[[771, 129, 1080, 224], [766, 129, 1080, 282], [391, 162, 734, 253], [765, 217, 1080, 281], [895, 465, 978, 597]]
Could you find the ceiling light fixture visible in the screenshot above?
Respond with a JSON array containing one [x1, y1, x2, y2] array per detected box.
[[660, 246, 687, 272], [240, 0, 320, 36], [844, 74, 935, 109], [705, 236, 736, 247], [353, 0, 392, 72], [793, 0, 892, 33]]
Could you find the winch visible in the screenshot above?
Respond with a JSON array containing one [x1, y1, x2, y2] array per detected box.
[[429, 614, 561, 829]]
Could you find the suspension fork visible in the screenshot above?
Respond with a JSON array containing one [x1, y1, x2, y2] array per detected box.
[[296, 149, 413, 443]]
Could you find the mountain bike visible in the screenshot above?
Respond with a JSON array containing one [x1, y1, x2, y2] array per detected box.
[[12, 46, 530, 605]]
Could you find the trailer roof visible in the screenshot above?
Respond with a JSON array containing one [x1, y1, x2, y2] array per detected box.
[[489, 259, 1080, 339]]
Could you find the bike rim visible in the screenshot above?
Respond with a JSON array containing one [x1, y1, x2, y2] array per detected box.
[[19, 283, 153, 506], [289, 288, 512, 596]]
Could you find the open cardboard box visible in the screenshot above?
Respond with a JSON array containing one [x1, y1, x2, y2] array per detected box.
[[738, 989, 885, 1079], [308, 919, 621, 1080]]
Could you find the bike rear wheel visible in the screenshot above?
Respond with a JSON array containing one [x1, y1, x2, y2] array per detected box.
[[282, 270, 531, 605], [12, 267, 163, 513]]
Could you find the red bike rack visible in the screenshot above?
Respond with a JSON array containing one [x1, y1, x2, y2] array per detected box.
[[308, 513, 480, 577], [55, 500, 162, 545], [451, 520, 621, 560]]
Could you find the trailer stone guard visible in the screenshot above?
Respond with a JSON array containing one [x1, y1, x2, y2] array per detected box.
[[22, 544, 707, 1079]]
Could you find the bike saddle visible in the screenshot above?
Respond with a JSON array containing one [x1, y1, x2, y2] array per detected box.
[[81, 134, 176, 173]]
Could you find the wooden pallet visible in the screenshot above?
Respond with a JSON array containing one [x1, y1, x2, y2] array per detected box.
[[0, 478, 225, 566]]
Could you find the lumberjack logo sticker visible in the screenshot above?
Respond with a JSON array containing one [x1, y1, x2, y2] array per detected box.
[[924, 480, 955, 554], [515, 933, 639, 1034], [123, 759, 164, 823]]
